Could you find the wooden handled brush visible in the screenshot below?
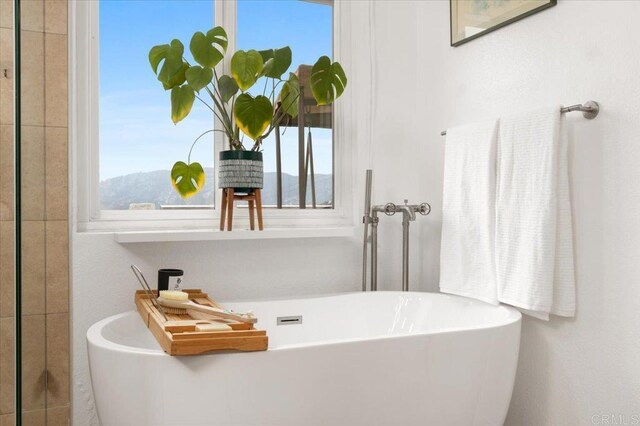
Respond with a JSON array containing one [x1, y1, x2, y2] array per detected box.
[[157, 291, 257, 324]]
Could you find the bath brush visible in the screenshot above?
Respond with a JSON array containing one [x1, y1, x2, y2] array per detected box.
[[158, 290, 257, 324]]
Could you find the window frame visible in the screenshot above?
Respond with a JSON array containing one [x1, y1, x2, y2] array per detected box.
[[70, 0, 354, 233]]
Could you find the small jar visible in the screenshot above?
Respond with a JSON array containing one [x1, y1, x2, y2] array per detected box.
[[157, 269, 184, 291]]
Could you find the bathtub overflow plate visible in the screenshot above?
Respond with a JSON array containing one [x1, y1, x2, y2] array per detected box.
[[277, 316, 303, 326]]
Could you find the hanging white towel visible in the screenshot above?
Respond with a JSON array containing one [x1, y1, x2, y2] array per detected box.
[[440, 120, 499, 305], [495, 106, 575, 320]]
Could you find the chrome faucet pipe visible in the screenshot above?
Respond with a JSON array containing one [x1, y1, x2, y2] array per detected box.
[[372, 202, 422, 218], [402, 213, 410, 291], [362, 170, 373, 292], [370, 210, 379, 292]]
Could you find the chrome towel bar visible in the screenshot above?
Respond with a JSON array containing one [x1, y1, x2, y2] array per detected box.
[[440, 100, 600, 136]]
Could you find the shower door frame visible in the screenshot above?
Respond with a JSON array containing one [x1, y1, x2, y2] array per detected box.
[[13, 0, 23, 422]]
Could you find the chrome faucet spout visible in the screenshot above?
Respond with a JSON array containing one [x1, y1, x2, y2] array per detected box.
[[399, 199, 417, 221], [398, 206, 416, 221]]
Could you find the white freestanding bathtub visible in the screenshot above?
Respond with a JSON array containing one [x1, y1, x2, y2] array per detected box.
[[87, 292, 521, 426]]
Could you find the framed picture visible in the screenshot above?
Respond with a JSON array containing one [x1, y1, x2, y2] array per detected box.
[[450, 0, 557, 47]]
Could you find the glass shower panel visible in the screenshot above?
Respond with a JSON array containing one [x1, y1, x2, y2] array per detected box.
[[19, 0, 71, 423], [0, 0, 17, 423], [19, 0, 48, 420]]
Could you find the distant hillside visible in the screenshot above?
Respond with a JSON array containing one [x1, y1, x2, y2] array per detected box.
[[100, 168, 333, 209]]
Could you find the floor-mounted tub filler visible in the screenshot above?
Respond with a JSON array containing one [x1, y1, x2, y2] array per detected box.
[[87, 292, 521, 426]]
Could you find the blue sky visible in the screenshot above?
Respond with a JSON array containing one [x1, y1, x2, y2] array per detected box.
[[99, 0, 333, 187]]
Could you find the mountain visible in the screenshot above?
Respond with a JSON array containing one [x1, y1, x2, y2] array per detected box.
[[100, 168, 333, 210]]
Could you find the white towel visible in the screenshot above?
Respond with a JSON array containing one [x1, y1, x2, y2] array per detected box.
[[440, 120, 499, 305], [495, 106, 576, 320]]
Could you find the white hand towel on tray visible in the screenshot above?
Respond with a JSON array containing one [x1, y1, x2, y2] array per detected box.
[[496, 106, 576, 320], [439, 120, 499, 305]]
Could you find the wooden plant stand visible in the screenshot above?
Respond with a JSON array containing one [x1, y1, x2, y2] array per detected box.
[[220, 188, 264, 231]]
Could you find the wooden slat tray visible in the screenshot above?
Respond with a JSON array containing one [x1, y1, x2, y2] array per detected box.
[[135, 289, 268, 356]]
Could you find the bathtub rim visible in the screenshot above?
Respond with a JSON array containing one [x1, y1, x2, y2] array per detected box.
[[86, 291, 521, 357]]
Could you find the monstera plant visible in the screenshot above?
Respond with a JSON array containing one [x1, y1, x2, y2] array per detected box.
[[149, 26, 348, 198]]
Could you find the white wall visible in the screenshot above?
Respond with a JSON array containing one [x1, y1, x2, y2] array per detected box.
[[413, 1, 640, 424], [73, 1, 640, 425]]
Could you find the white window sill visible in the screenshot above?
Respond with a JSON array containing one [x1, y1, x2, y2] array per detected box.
[[113, 226, 356, 243]]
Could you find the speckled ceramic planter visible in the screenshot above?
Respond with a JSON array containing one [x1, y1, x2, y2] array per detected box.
[[218, 150, 263, 193]]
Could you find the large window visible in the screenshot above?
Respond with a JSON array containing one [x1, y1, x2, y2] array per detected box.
[[98, 0, 334, 212]]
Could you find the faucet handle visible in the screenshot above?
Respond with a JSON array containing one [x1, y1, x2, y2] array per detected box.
[[384, 203, 397, 216], [418, 202, 431, 216]]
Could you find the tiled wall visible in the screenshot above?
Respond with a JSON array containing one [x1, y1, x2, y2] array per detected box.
[[0, 0, 69, 424]]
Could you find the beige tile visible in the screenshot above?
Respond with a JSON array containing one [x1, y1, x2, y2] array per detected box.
[[21, 314, 46, 411], [0, 28, 14, 126], [0, 28, 13, 67], [10, 405, 70, 425], [23, 409, 46, 426], [20, 0, 44, 33], [44, 33, 66, 127], [0, 413, 15, 426], [44, 0, 66, 35], [45, 221, 67, 314], [21, 30, 45, 126], [21, 126, 46, 221], [0, 317, 15, 415], [46, 405, 69, 425], [0, 1, 14, 29], [45, 127, 67, 221], [0, 77, 13, 127], [21, 221, 45, 316], [0, 222, 14, 318], [45, 313, 68, 407], [0, 125, 13, 221]]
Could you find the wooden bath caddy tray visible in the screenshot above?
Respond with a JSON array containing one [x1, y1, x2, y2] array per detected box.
[[135, 289, 268, 356]]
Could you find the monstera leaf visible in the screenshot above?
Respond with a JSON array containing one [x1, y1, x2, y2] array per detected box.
[[185, 65, 213, 92], [170, 85, 195, 124], [233, 93, 273, 140], [161, 62, 188, 90], [230, 50, 263, 91], [149, 39, 185, 87], [258, 47, 292, 79], [171, 161, 205, 198], [218, 75, 239, 103], [279, 73, 300, 117], [310, 56, 347, 106], [189, 27, 228, 68], [260, 58, 275, 79]]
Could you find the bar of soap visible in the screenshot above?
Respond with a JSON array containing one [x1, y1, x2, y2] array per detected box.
[[195, 322, 232, 332]]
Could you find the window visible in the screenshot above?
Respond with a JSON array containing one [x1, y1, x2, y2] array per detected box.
[[237, 1, 334, 209], [99, 1, 216, 211], [73, 0, 350, 231]]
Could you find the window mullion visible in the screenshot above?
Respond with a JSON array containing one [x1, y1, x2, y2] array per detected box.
[[89, 1, 101, 220], [212, 0, 237, 214]]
